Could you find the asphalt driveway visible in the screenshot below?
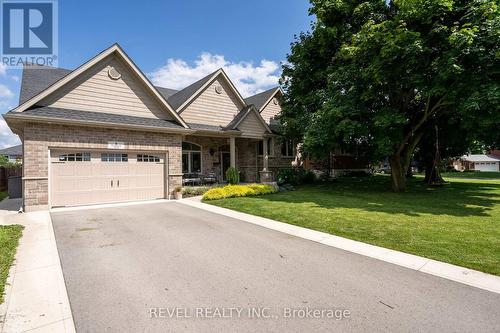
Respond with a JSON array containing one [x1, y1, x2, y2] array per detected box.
[[51, 202, 500, 332]]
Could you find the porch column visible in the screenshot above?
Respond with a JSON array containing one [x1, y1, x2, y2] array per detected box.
[[262, 138, 268, 171], [229, 136, 236, 168]]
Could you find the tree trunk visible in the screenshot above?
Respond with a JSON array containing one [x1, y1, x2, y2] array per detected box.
[[424, 124, 446, 185], [406, 163, 413, 178], [389, 155, 406, 192]]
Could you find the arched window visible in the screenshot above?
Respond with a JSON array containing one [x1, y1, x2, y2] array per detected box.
[[182, 142, 201, 174]]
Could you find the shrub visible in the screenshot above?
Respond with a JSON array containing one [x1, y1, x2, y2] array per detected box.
[[182, 186, 211, 197], [277, 168, 317, 185], [202, 184, 277, 201], [226, 167, 240, 185]]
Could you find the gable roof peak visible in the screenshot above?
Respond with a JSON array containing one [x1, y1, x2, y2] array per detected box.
[[13, 42, 189, 128], [244, 86, 281, 111]]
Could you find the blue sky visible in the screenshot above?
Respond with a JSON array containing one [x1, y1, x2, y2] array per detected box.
[[0, 0, 313, 147]]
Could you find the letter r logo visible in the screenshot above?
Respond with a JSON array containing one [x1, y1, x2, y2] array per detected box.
[[2, 1, 54, 54]]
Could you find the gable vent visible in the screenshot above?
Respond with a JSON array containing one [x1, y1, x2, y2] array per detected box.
[[108, 67, 121, 80], [272, 97, 278, 105], [214, 84, 223, 94]]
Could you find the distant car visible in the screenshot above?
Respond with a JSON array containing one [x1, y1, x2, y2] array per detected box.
[[376, 166, 391, 174]]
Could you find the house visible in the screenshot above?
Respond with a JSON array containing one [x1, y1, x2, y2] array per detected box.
[[3, 44, 295, 211], [454, 154, 500, 172], [0, 144, 23, 163]]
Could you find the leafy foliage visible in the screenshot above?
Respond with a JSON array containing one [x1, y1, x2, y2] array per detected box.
[[281, 0, 500, 191], [225, 167, 240, 185]]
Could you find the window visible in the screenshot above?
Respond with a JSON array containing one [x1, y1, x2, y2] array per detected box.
[[182, 142, 201, 173], [137, 154, 160, 162], [58, 152, 91, 162], [281, 140, 295, 158], [258, 138, 274, 156], [101, 153, 128, 162]]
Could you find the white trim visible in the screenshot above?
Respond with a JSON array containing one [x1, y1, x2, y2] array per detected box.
[[178, 200, 500, 294], [12, 44, 189, 128], [177, 69, 247, 113], [48, 148, 51, 209]]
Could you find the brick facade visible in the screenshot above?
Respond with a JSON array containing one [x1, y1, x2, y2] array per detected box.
[[22, 122, 182, 211]]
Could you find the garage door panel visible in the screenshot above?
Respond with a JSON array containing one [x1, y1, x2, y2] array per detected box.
[[51, 150, 166, 207]]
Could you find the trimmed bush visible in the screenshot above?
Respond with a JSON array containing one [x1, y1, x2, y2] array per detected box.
[[226, 167, 240, 185], [202, 184, 277, 201]]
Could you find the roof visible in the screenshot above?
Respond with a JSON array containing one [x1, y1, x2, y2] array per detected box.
[[13, 44, 281, 136], [0, 144, 22, 156], [20, 65, 71, 104], [156, 86, 178, 99], [225, 105, 272, 133], [5, 106, 187, 131], [167, 70, 218, 111], [244, 87, 280, 111], [462, 154, 500, 162]]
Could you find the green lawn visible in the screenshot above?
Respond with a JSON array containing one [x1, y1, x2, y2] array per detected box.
[[442, 171, 500, 179], [0, 191, 7, 202], [0, 225, 23, 304], [207, 176, 500, 275]]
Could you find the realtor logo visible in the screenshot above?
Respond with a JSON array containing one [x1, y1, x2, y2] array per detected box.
[[1, 0, 58, 67]]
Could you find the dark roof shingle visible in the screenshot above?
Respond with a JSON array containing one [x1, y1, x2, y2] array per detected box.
[[244, 87, 279, 111], [7, 106, 185, 130], [0, 144, 22, 156]]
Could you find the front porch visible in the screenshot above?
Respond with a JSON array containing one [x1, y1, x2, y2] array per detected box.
[[181, 135, 274, 185]]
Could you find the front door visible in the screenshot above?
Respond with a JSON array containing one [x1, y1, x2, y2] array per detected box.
[[221, 152, 231, 181]]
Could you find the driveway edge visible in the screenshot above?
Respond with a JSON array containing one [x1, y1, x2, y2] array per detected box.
[[178, 199, 500, 294], [0, 210, 75, 333]]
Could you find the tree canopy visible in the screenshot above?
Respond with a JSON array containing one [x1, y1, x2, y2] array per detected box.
[[280, 0, 500, 191]]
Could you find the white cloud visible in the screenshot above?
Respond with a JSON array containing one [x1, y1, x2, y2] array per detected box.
[[149, 53, 281, 97], [0, 118, 20, 149], [0, 64, 6, 77], [0, 84, 13, 99]]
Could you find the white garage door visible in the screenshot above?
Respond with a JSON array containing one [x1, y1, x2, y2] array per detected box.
[[475, 162, 499, 172], [50, 150, 166, 207]]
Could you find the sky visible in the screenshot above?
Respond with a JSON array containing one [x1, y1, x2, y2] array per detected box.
[[0, 0, 313, 148]]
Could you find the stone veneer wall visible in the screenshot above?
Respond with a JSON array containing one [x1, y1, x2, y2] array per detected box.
[[22, 123, 182, 211]]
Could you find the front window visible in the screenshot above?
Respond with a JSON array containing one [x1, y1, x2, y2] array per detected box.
[[281, 140, 295, 158], [258, 138, 274, 156], [182, 142, 201, 173]]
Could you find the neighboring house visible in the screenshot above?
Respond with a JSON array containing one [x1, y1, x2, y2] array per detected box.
[[3, 44, 295, 211], [454, 154, 500, 172], [0, 144, 22, 163]]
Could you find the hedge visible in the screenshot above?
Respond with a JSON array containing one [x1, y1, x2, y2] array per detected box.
[[202, 184, 277, 201]]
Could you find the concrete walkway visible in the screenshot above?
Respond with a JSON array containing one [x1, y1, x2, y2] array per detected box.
[[0, 200, 75, 333]]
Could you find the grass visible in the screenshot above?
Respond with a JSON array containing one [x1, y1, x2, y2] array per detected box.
[[207, 175, 500, 275], [0, 225, 23, 304], [442, 171, 500, 179], [0, 191, 7, 202]]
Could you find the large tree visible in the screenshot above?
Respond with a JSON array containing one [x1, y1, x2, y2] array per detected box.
[[280, 0, 499, 191]]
